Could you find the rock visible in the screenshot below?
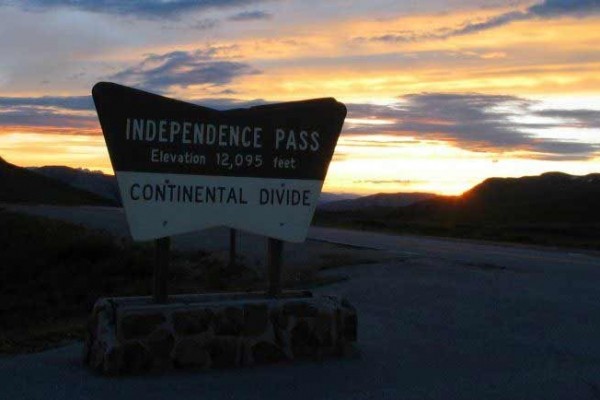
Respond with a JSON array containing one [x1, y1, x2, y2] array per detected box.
[[208, 337, 239, 368], [252, 342, 287, 364], [120, 342, 152, 374], [290, 320, 319, 358], [344, 312, 358, 341], [145, 328, 174, 362], [273, 324, 286, 349], [243, 304, 268, 336], [88, 341, 106, 372], [215, 307, 243, 336], [283, 301, 318, 317], [83, 304, 109, 359], [173, 309, 213, 335], [315, 312, 332, 336], [87, 307, 101, 337], [340, 298, 357, 341], [341, 298, 353, 309], [315, 312, 334, 347], [104, 347, 120, 375], [270, 308, 289, 330], [85, 293, 357, 374], [120, 313, 165, 340], [173, 337, 211, 368]]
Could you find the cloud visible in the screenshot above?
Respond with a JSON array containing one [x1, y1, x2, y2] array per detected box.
[[0, 94, 269, 128], [356, 31, 442, 44], [534, 109, 600, 128], [3, 92, 599, 161], [528, 0, 600, 17], [340, 138, 421, 148], [109, 49, 261, 92], [451, 0, 600, 36], [0, 99, 96, 129], [360, 0, 600, 43], [3, 0, 274, 18], [229, 10, 272, 21], [450, 11, 529, 36], [191, 18, 219, 30], [0, 96, 94, 111], [331, 152, 349, 162], [345, 93, 600, 160], [189, 97, 268, 110], [160, 18, 219, 31], [0, 110, 96, 129], [352, 179, 426, 185]]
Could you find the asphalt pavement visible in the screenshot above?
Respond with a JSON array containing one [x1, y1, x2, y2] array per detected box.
[[3, 205, 600, 399]]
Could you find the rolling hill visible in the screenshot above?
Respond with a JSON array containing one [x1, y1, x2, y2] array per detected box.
[[315, 172, 600, 248], [400, 172, 600, 223], [319, 192, 435, 211], [28, 165, 121, 204], [0, 157, 117, 206]]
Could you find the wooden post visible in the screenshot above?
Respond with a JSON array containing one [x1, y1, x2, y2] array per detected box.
[[154, 236, 170, 304], [229, 228, 237, 267], [267, 238, 283, 297]]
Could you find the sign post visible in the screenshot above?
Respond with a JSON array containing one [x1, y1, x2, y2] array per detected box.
[[92, 82, 346, 294], [153, 237, 170, 303], [87, 85, 358, 372], [229, 228, 237, 267], [267, 238, 283, 297]]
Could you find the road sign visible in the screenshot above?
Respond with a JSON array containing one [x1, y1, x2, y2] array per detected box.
[[92, 82, 346, 242]]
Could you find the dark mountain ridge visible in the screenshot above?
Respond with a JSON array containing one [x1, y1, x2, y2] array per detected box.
[[315, 172, 600, 248], [319, 191, 436, 211], [402, 172, 600, 223], [0, 157, 116, 206], [28, 165, 121, 204]]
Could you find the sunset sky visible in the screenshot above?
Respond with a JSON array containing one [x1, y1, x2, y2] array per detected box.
[[0, 0, 599, 195]]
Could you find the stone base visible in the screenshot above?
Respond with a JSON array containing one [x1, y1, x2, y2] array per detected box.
[[83, 291, 357, 375]]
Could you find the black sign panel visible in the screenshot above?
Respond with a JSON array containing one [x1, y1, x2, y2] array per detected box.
[[92, 82, 346, 180]]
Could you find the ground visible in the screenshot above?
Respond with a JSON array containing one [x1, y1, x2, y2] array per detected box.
[[2, 205, 600, 399]]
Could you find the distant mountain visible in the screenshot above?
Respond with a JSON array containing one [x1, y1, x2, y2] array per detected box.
[[318, 192, 361, 205], [0, 157, 116, 206], [28, 165, 121, 204], [319, 192, 436, 211], [402, 172, 600, 223], [315, 172, 600, 248]]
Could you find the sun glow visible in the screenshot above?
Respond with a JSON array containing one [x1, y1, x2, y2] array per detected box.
[[0, 131, 112, 174], [1, 2, 599, 196]]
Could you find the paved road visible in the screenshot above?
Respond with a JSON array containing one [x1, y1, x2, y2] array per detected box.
[[6, 205, 600, 271], [310, 226, 600, 272], [3, 206, 600, 399]]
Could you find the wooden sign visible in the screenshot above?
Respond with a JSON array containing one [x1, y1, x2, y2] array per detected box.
[[92, 82, 346, 242]]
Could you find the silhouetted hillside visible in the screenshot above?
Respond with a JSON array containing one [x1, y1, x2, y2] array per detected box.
[[319, 192, 435, 211], [462, 172, 600, 222], [28, 165, 121, 205], [0, 157, 116, 206], [0, 209, 258, 353], [402, 172, 600, 223], [318, 192, 360, 206], [315, 172, 600, 248]]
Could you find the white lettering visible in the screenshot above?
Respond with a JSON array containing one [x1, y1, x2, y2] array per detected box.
[[182, 122, 191, 144], [159, 120, 168, 142], [275, 128, 286, 149], [310, 131, 320, 151], [254, 127, 263, 148], [169, 121, 181, 142], [206, 124, 216, 145]]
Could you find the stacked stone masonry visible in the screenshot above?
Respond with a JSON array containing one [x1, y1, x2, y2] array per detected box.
[[83, 291, 357, 374]]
